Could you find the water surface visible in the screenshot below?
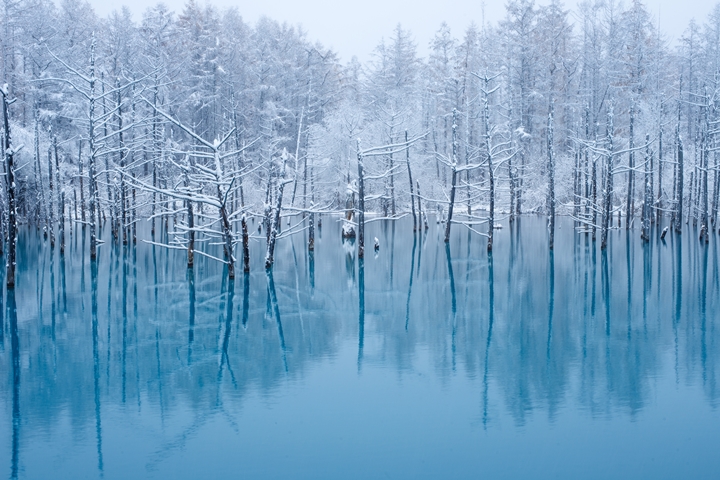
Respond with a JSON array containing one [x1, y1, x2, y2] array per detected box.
[[1, 217, 719, 479]]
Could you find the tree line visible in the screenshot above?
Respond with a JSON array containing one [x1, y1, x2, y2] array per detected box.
[[3, 0, 720, 284]]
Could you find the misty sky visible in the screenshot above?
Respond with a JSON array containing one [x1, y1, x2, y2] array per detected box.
[[88, 0, 719, 62]]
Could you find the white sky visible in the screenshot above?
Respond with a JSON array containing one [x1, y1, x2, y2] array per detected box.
[[88, 0, 719, 62]]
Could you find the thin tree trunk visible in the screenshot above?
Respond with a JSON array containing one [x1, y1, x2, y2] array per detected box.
[[53, 131, 65, 254], [357, 141, 365, 258], [88, 39, 98, 261], [266, 155, 288, 269], [641, 134, 651, 242], [185, 171, 194, 268], [701, 100, 710, 242], [675, 127, 684, 234], [406, 130, 417, 232], [483, 79, 494, 252], [2, 87, 17, 288], [657, 121, 663, 226], [626, 102, 635, 229], [601, 104, 615, 250], [547, 101, 556, 250], [444, 109, 458, 243]]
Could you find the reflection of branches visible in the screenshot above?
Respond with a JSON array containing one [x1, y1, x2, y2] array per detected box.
[[266, 271, 289, 373]]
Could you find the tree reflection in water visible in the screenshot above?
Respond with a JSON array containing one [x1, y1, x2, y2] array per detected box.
[[2, 217, 720, 478]]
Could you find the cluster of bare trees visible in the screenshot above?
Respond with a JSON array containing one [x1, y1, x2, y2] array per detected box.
[[4, 0, 720, 284]]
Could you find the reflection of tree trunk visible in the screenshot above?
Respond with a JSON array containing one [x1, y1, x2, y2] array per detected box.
[[602, 250, 611, 337], [266, 271, 288, 372], [445, 243, 456, 316], [482, 252, 494, 429], [90, 261, 104, 474], [546, 251, 555, 362], [626, 234, 632, 340], [643, 235, 652, 332], [701, 245, 708, 381], [671, 235, 681, 380], [121, 251, 127, 403], [446, 243, 457, 370], [219, 279, 236, 385], [309, 250, 315, 292], [9, 289, 19, 480], [188, 268, 195, 364], [405, 234, 416, 331], [358, 258, 365, 372], [242, 272, 250, 328]]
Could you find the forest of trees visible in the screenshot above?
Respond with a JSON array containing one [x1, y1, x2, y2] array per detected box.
[[3, 0, 720, 282]]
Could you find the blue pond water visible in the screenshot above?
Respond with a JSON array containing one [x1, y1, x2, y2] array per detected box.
[[1, 216, 719, 479]]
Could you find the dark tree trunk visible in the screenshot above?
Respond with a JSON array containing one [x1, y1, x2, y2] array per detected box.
[[3, 88, 17, 288], [357, 142, 365, 259], [444, 109, 458, 243]]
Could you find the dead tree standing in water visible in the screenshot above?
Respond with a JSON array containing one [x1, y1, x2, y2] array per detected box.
[[2, 85, 19, 288]]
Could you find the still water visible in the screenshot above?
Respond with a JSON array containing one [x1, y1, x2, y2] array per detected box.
[[1, 216, 719, 479]]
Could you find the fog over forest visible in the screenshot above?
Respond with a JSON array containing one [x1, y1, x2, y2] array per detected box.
[[2, 0, 720, 274]]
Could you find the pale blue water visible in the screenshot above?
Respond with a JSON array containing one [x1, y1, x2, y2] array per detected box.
[[1, 217, 719, 479]]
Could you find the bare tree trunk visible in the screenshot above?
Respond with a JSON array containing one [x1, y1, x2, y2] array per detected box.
[[406, 130, 417, 232], [88, 39, 98, 261], [657, 120, 664, 226], [641, 134, 651, 242], [547, 101, 556, 250], [712, 148, 719, 229], [517, 151, 524, 215], [416, 180, 426, 230], [357, 141, 365, 259], [573, 150, 580, 222], [116, 79, 128, 246], [2, 87, 17, 288], [34, 110, 49, 241], [626, 102, 635, 229], [592, 141, 597, 241], [241, 214, 249, 273], [185, 171, 194, 268], [308, 204, 315, 251], [151, 81, 159, 238], [212, 148, 235, 278], [290, 107, 303, 208], [676, 128, 684, 234], [444, 109, 458, 243], [601, 104, 615, 250], [47, 143, 55, 248], [509, 136, 515, 223], [701, 100, 710, 242], [483, 80, 494, 252], [53, 132, 65, 254], [389, 136, 395, 217], [266, 154, 288, 270], [466, 106, 472, 217]]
